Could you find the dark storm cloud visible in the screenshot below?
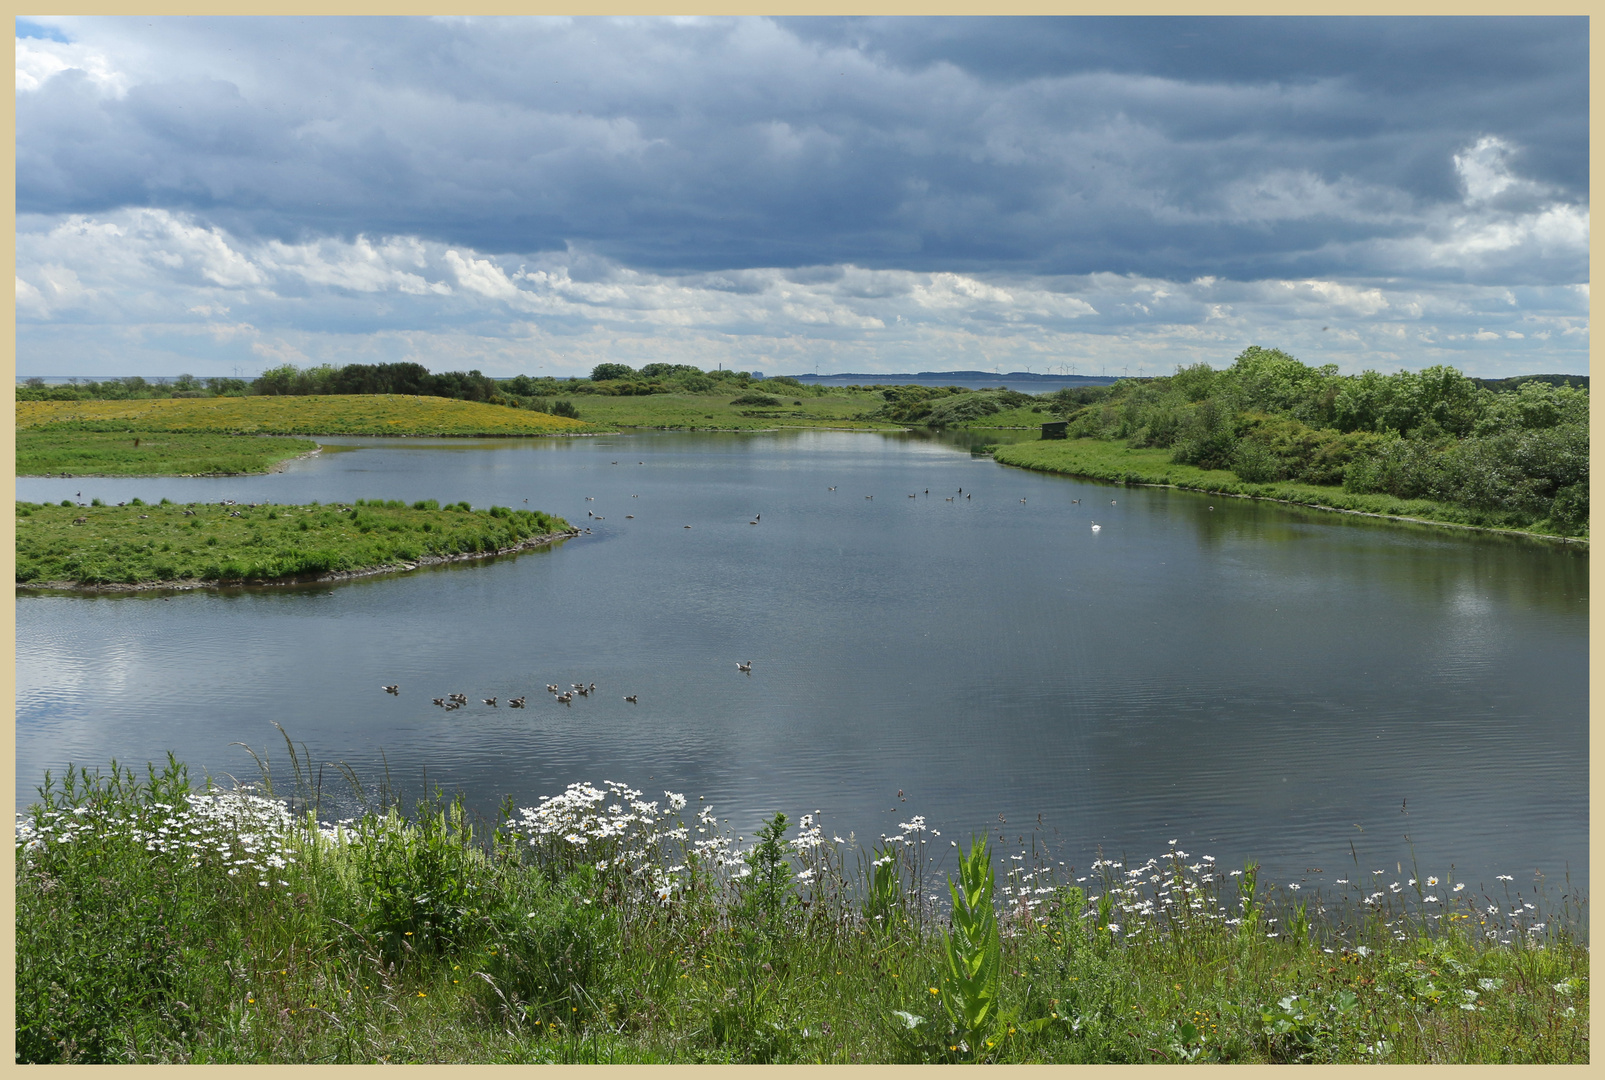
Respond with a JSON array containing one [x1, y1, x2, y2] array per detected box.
[[16, 16, 1587, 284]]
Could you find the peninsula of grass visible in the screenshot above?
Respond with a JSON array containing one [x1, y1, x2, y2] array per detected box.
[[995, 437, 1587, 542], [17, 395, 600, 437], [14, 754, 1587, 1064], [15, 498, 574, 588], [18, 430, 321, 477]]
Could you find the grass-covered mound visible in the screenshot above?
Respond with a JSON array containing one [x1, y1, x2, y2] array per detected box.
[[16, 498, 573, 587], [13, 751, 1587, 1063], [18, 430, 320, 477], [995, 438, 1586, 541], [16, 395, 597, 437], [554, 387, 900, 430]]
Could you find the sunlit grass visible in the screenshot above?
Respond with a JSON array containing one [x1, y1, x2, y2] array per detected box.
[[15, 498, 572, 587], [15, 748, 1587, 1063], [561, 388, 901, 431], [16, 395, 596, 436], [18, 429, 320, 476]]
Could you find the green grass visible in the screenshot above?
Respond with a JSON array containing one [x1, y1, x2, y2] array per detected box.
[[17, 394, 596, 436], [995, 437, 1586, 541], [14, 750, 1588, 1063], [18, 430, 321, 477], [560, 387, 902, 431], [15, 499, 572, 587]]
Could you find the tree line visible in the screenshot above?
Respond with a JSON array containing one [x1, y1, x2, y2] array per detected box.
[[1043, 347, 1588, 534]]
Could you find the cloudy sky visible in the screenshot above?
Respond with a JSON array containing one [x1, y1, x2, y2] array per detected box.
[[15, 15, 1589, 380]]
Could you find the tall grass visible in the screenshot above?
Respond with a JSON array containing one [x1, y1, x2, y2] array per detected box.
[[15, 745, 1588, 1063]]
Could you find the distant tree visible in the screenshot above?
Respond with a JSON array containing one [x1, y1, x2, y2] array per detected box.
[[590, 363, 636, 382]]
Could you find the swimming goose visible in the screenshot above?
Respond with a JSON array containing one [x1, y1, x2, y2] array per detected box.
[[625, 695, 638, 704], [382, 684, 399, 695], [483, 697, 498, 707], [737, 661, 753, 672], [509, 697, 527, 708], [1091, 522, 1101, 532]]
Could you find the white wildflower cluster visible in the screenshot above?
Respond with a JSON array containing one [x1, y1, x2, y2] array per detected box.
[[15, 784, 320, 891], [504, 781, 805, 904]]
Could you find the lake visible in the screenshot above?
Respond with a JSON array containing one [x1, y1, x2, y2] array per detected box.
[[16, 430, 1589, 898]]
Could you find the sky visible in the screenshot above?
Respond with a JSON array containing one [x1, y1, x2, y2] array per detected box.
[[14, 15, 1590, 380]]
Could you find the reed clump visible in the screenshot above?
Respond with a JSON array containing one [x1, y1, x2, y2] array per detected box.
[[14, 748, 1588, 1064]]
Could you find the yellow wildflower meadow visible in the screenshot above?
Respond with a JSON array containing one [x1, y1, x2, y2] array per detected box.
[[16, 395, 596, 437]]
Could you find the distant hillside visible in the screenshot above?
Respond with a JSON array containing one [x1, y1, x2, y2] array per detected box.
[[785, 371, 1119, 393], [1470, 374, 1589, 392]]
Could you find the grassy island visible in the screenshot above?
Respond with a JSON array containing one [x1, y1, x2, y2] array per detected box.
[[14, 755, 1587, 1064], [15, 499, 574, 588], [18, 430, 321, 477]]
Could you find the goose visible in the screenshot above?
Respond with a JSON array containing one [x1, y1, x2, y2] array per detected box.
[[1091, 522, 1101, 532], [483, 697, 498, 707], [589, 682, 596, 692], [626, 514, 634, 518], [908, 494, 916, 498], [509, 697, 527, 708], [557, 692, 573, 705], [624, 695, 638, 704], [444, 701, 462, 711], [585, 497, 595, 501], [382, 684, 399, 695], [547, 684, 560, 693], [865, 495, 873, 500], [1111, 500, 1117, 505], [737, 661, 753, 672], [432, 698, 447, 707], [945, 496, 954, 501], [684, 524, 692, 529], [828, 486, 836, 491], [1021, 498, 1027, 503], [1209, 506, 1214, 511]]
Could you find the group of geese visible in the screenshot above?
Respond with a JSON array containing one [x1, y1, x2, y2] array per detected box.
[[391, 662, 755, 711], [394, 681, 640, 710]]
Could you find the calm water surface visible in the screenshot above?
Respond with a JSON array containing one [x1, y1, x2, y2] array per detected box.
[[17, 431, 1588, 895]]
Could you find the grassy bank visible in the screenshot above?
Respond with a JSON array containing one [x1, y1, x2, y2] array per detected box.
[[17, 395, 598, 437], [16, 499, 573, 588], [995, 438, 1586, 541], [555, 387, 901, 431], [18, 429, 321, 477], [14, 752, 1587, 1064]]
